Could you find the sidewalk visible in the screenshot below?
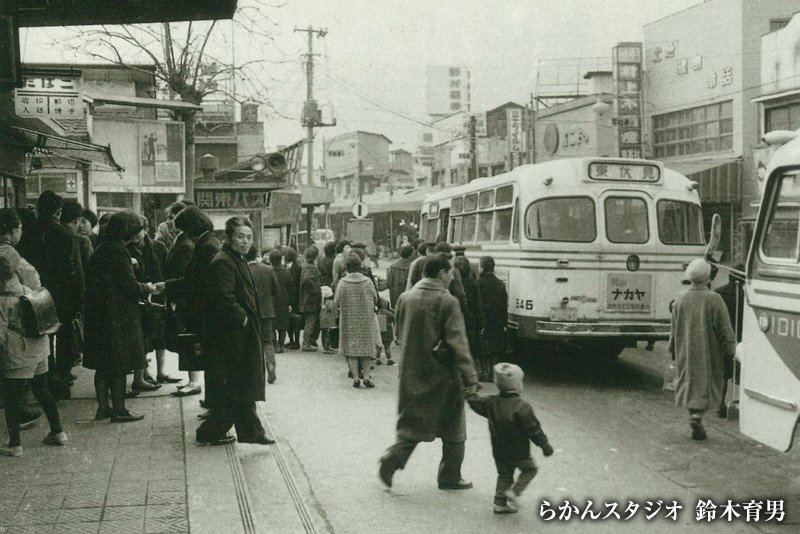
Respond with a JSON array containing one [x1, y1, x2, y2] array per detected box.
[[0, 355, 308, 534]]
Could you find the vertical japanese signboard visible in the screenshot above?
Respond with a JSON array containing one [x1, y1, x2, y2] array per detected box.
[[426, 66, 471, 116], [613, 43, 643, 159], [507, 108, 523, 169], [14, 75, 83, 119]]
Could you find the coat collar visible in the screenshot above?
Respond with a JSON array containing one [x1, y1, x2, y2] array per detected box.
[[415, 278, 447, 292], [341, 272, 367, 283]]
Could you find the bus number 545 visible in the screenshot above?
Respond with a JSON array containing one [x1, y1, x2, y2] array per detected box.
[[515, 299, 534, 310]]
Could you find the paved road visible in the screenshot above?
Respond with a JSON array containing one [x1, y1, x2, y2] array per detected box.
[[257, 342, 800, 533]]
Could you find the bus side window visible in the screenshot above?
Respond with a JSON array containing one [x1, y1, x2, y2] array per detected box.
[[452, 217, 463, 243], [512, 198, 519, 243]]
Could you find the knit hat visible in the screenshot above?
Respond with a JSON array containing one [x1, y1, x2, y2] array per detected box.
[[321, 285, 333, 299], [493, 363, 524, 393], [685, 258, 711, 284]]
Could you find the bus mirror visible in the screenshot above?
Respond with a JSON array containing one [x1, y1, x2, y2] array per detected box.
[[705, 213, 722, 261]]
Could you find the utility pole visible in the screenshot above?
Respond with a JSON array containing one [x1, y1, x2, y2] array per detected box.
[[295, 25, 336, 186], [469, 114, 478, 182]]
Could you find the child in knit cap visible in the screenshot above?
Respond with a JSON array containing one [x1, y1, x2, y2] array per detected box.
[[466, 362, 553, 514]]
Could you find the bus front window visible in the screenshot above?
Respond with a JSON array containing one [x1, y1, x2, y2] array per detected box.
[[657, 200, 704, 245], [525, 197, 596, 242], [761, 174, 800, 261]]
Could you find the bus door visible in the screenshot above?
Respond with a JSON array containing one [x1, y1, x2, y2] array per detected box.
[[740, 171, 800, 452], [597, 192, 656, 320]]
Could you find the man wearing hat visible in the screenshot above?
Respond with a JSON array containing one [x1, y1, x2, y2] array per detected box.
[[668, 259, 736, 440]]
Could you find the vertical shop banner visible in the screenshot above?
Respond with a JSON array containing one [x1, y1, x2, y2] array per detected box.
[[613, 43, 643, 159], [507, 108, 523, 169]]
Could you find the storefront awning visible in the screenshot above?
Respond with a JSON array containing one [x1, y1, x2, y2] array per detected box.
[[664, 157, 743, 204], [326, 188, 432, 215], [9, 125, 124, 172], [84, 94, 202, 112]]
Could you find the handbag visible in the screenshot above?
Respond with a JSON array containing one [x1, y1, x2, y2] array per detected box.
[[376, 312, 388, 332], [72, 312, 85, 351], [139, 297, 166, 338], [177, 332, 202, 358], [19, 287, 61, 337]]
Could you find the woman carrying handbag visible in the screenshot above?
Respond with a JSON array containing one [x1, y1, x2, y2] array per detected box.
[[0, 209, 66, 457]]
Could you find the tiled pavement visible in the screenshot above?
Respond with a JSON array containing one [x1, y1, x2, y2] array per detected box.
[[0, 396, 189, 534]]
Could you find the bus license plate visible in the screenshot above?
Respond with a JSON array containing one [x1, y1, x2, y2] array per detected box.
[[549, 306, 577, 322]]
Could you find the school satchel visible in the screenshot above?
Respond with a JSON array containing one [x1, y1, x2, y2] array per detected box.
[[19, 288, 61, 337]]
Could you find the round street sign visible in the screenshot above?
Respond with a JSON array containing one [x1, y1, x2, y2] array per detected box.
[[352, 202, 369, 218]]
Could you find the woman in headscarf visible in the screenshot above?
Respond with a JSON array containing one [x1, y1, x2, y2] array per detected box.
[[84, 211, 158, 422], [668, 258, 736, 441]]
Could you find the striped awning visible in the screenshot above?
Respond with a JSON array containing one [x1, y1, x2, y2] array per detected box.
[[665, 158, 743, 203]]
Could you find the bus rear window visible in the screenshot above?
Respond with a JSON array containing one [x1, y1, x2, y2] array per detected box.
[[605, 197, 649, 244], [657, 200, 704, 245], [525, 197, 596, 242]]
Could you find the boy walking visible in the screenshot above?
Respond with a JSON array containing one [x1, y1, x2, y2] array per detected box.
[[466, 362, 553, 514]]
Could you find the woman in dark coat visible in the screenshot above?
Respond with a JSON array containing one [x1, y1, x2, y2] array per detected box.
[[284, 247, 303, 349], [195, 217, 273, 446], [454, 256, 486, 380], [84, 211, 157, 422], [268, 249, 291, 353], [160, 207, 220, 398]]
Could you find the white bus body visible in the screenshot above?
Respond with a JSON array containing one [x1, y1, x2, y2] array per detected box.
[[739, 133, 800, 452], [420, 157, 705, 357]]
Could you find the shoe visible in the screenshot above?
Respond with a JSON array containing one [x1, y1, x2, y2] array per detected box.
[[353, 380, 361, 388], [197, 435, 236, 446], [378, 456, 398, 488], [111, 410, 145, 423], [690, 420, 707, 441], [19, 411, 42, 430], [323, 348, 335, 354], [157, 374, 183, 384], [301, 345, 317, 352], [238, 435, 275, 445], [493, 503, 518, 514], [375, 359, 383, 366], [275, 346, 285, 354], [95, 407, 112, 421], [310, 341, 319, 348], [197, 412, 209, 420], [347, 371, 353, 379], [717, 405, 728, 419], [267, 370, 277, 384], [132, 382, 161, 392], [387, 359, 395, 366], [504, 489, 519, 508], [143, 374, 159, 386], [438, 479, 473, 490], [172, 386, 201, 397], [42, 432, 68, 446], [0, 445, 22, 457], [363, 379, 375, 388]]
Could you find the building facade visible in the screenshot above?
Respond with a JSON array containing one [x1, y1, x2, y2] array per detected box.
[[643, 0, 800, 265], [323, 131, 391, 201]]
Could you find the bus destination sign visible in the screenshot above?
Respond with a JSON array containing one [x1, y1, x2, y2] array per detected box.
[[588, 162, 660, 182]]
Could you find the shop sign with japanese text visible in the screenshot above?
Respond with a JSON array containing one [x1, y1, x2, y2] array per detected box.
[[507, 108, 523, 168], [14, 75, 83, 119], [195, 190, 272, 210]]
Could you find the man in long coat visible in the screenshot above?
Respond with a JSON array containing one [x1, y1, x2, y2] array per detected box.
[[196, 232, 272, 446], [379, 255, 479, 490], [386, 244, 413, 308], [299, 246, 322, 351], [668, 259, 736, 441], [246, 246, 279, 384], [477, 256, 509, 381]]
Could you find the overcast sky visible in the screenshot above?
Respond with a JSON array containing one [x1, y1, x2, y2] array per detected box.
[[21, 0, 704, 153]]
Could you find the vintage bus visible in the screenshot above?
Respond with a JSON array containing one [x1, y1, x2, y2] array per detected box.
[[420, 157, 706, 358], [732, 130, 800, 451]]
